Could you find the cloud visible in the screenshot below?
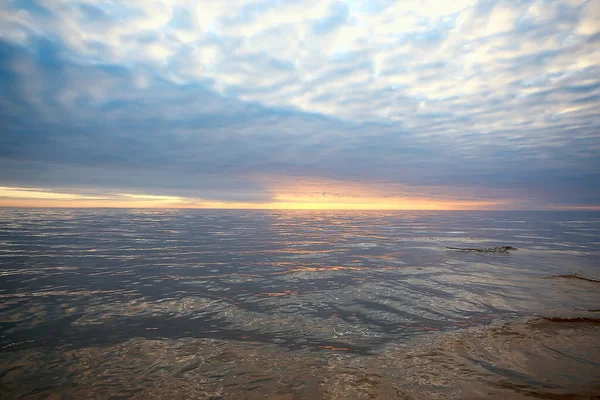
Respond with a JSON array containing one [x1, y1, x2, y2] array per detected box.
[[0, 0, 598, 208]]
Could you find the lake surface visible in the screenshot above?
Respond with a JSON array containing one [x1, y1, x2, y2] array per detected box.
[[1, 209, 599, 399]]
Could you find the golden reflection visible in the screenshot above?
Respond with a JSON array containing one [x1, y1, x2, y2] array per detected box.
[[287, 266, 363, 272], [258, 290, 300, 297], [318, 346, 350, 351]]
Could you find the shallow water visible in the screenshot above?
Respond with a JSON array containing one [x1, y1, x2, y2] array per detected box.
[[0, 209, 599, 398]]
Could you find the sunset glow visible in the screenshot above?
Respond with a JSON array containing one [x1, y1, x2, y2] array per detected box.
[[0, 185, 509, 210]]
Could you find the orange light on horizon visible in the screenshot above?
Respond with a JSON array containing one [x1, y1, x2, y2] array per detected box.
[[257, 176, 511, 210], [0, 184, 520, 210]]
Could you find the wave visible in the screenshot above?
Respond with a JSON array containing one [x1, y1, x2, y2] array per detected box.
[[2, 314, 599, 399], [3, 314, 600, 399], [369, 315, 600, 399]]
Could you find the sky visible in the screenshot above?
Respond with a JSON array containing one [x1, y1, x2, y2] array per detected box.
[[0, 0, 599, 210]]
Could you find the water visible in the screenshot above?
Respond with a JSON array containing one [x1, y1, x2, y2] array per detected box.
[[0, 209, 599, 399]]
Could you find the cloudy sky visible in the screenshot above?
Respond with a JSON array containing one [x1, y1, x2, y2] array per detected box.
[[0, 0, 598, 209]]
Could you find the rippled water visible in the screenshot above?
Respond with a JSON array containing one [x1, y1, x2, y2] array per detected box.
[[1, 209, 599, 399]]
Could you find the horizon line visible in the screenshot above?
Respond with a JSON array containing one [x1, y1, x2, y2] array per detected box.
[[1, 205, 598, 212]]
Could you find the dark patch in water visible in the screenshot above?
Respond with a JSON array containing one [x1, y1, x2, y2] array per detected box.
[[542, 317, 600, 324], [544, 274, 600, 283], [445, 246, 518, 253]]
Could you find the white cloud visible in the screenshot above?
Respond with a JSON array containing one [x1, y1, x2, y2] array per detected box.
[[0, 0, 598, 152], [576, 0, 600, 35]]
